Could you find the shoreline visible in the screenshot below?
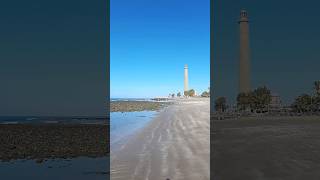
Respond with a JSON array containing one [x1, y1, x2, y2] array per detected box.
[[110, 110, 161, 152], [111, 98, 210, 180]]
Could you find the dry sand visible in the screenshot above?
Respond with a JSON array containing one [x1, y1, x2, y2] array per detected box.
[[111, 98, 210, 180]]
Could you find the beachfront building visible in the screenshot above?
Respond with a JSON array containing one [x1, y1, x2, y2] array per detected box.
[[270, 93, 282, 108], [268, 93, 283, 113]]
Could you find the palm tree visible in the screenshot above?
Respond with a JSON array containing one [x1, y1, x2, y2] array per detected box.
[[177, 92, 181, 97]]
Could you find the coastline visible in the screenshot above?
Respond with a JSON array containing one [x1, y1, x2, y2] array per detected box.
[[110, 110, 160, 152], [0, 100, 167, 162], [111, 98, 210, 180], [110, 100, 172, 151]]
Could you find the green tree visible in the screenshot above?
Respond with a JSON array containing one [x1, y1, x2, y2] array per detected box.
[[237, 86, 271, 112], [188, 89, 195, 97], [237, 92, 252, 111], [312, 96, 320, 112], [184, 89, 195, 97], [215, 97, 227, 112], [292, 94, 312, 113], [201, 91, 210, 97], [184, 91, 188, 96], [251, 86, 272, 112], [177, 92, 181, 97]]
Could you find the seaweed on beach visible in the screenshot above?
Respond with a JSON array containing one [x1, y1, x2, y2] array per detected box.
[[110, 101, 170, 112]]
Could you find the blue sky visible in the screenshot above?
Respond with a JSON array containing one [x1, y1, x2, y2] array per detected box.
[[110, 0, 210, 98]]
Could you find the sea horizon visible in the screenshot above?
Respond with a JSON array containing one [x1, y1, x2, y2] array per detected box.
[[111, 97, 152, 101], [0, 116, 108, 125]]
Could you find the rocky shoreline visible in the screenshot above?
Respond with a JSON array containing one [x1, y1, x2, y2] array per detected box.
[[110, 101, 170, 112], [0, 101, 169, 162], [0, 124, 108, 162]]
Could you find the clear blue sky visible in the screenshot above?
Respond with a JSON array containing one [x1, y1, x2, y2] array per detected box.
[[110, 0, 210, 98]]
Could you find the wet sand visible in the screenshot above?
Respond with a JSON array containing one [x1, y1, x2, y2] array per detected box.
[[111, 98, 210, 180]]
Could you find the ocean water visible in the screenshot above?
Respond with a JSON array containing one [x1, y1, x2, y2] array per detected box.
[[0, 157, 109, 180], [111, 98, 152, 102], [111, 97, 171, 102], [110, 111, 157, 150]]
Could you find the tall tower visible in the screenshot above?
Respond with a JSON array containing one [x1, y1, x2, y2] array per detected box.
[[239, 10, 251, 93], [184, 64, 189, 93]]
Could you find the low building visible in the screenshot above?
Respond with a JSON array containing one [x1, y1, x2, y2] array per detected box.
[[269, 93, 282, 112]]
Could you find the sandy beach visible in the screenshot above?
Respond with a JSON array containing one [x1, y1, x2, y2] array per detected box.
[[213, 116, 320, 180], [111, 98, 210, 180]]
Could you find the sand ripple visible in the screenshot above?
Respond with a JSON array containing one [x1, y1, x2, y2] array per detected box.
[[111, 98, 210, 180]]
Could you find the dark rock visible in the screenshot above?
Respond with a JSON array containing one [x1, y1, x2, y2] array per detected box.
[[0, 124, 109, 161]]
